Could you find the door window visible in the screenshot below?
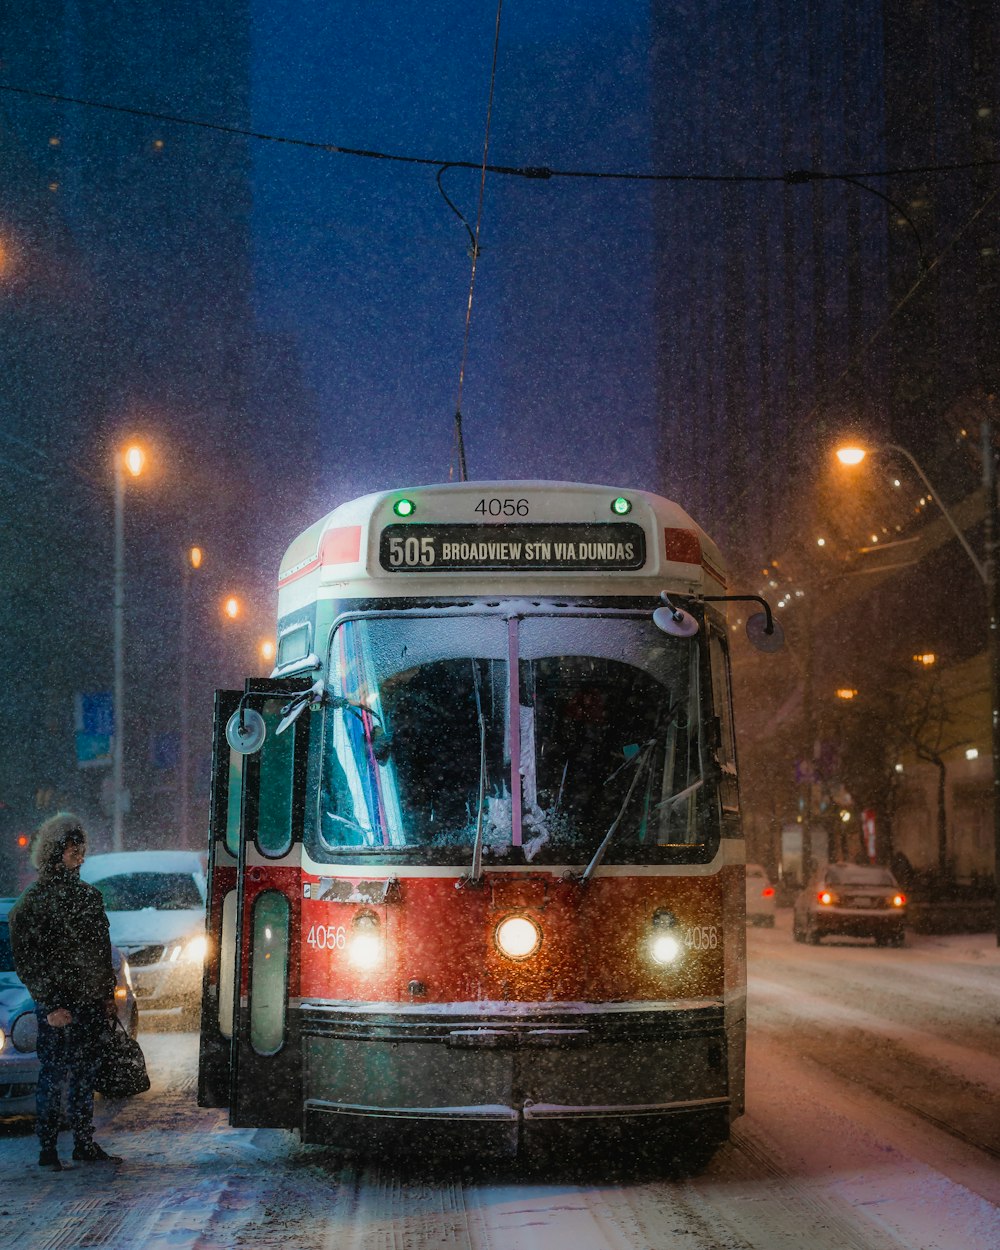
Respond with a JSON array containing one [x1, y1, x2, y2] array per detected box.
[[249, 891, 290, 1055]]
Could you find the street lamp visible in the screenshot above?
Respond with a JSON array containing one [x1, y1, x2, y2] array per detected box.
[[837, 424, 1000, 944], [836, 443, 985, 579], [112, 442, 147, 852]]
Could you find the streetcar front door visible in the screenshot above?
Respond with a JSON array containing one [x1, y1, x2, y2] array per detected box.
[[198, 680, 312, 1128]]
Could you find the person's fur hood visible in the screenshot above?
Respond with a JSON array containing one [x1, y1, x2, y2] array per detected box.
[[31, 811, 86, 875]]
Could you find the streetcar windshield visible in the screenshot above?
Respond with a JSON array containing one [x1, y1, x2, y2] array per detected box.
[[517, 616, 706, 863], [319, 615, 510, 854], [316, 610, 714, 864]]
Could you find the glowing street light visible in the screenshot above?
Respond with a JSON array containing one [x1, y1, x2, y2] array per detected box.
[[124, 444, 146, 477], [223, 595, 240, 620], [260, 640, 276, 664]]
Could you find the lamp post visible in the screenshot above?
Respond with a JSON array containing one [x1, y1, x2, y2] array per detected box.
[[112, 443, 146, 852], [982, 420, 1000, 947], [837, 420, 1000, 944], [178, 545, 203, 850]]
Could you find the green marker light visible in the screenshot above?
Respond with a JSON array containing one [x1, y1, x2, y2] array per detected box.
[[394, 498, 415, 517], [611, 496, 632, 516]]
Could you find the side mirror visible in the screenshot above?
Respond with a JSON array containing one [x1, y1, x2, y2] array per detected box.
[[746, 612, 784, 652], [653, 592, 699, 637], [225, 708, 266, 755]]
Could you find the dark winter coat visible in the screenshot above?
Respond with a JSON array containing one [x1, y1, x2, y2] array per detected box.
[[8, 866, 116, 1011]]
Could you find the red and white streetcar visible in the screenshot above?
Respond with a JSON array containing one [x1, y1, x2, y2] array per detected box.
[[197, 480, 777, 1168]]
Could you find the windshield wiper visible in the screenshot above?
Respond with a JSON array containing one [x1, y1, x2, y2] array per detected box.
[[579, 739, 655, 883], [655, 778, 704, 809]]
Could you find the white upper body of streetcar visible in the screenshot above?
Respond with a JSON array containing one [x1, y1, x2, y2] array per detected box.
[[276, 480, 727, 615]]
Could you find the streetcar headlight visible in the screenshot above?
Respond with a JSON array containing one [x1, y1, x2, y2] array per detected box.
[[494, 915, 541, 960], [349, 912, 382, 969], [649, 933, 683, 965], [648, 908, 683, 966]]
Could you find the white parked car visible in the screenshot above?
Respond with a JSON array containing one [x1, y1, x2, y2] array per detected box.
[[745, 863, 776, 927], [0, 898, 138, 1118], [80, 852, 207, 1022]]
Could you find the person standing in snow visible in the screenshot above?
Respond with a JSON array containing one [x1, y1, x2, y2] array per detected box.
[[8, 813, 123, 1170]]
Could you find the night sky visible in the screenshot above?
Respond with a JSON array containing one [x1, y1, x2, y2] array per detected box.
[[248, 1, 657, 500]]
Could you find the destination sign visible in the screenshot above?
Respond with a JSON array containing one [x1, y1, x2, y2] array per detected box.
[[379, 523, 646, 572]]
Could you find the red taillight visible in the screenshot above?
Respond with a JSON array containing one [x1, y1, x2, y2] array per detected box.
[[16, 834, 28, 848], [818, 890, 834, 905], [761, 886, 775, 897], [892, 893, 906, 907]]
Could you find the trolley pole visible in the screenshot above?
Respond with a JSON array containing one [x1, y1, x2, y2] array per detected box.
[[983, 416, 1000, 947], [112, 454, 125, 853]]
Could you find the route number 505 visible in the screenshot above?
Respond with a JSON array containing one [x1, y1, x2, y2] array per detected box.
[[386, 536, 435, 567]]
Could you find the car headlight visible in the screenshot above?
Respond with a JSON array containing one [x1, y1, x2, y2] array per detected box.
[[0, 1024, 5, 1052], [121, 958, 134, 990], [169, 935, 208, 964], [11, 1012, 38, 1053], [494, 915, 541, 960]]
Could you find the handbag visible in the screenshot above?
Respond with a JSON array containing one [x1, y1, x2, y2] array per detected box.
[[94, 1016, 151, 1099]]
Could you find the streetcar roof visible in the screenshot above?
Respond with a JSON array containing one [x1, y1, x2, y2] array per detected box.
[[277, 480, 728, 612]]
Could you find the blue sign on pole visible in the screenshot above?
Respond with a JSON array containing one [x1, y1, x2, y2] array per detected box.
[[77, 692, 114, 736], [75, 692, 113, 768]]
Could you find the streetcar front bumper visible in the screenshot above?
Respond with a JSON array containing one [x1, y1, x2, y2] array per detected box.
[[300, 999, 734, 1160]]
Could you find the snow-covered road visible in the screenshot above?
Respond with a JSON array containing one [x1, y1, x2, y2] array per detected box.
[[3, 915, 998, 1250]]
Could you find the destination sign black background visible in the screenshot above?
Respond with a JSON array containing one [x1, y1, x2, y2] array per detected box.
[[379, 522, 646, 572]]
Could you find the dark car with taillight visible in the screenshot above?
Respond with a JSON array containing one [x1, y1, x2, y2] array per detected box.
[[792, 863, 906, 946]]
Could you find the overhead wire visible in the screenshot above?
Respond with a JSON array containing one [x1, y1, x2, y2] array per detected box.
[[2, 81, 998, 189]]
